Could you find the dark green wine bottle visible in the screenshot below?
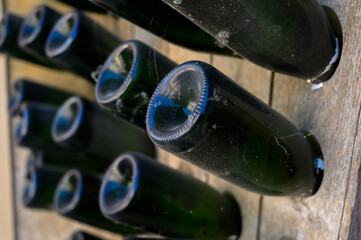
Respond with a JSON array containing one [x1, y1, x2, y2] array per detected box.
[[161, 0, 341, 82], [54, 0, 106, 13], [52, 96, 155, 161], [96, 40, 177, 129], [18, 5, 61, 68], [45, 10, 121, 81], [26, 149, 109, 174], [99, 152, 242, 239], [23, 165, 66, 209], [146, 61, 324, 196], [9, 78, 72, 116], [88, 0, 235, 56], [0, 12, 53, 67], [54, 169, 141, 234], [68, 231, 104, 240]]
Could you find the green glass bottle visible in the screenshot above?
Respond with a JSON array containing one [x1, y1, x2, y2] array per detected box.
[[96, 40, 177, 129], [23, 165, 66, 209], [45, 10, 121, 81], [161, 0, 341, 82], [0, 12, 52, 67], [68, 231, 104, 240], [54, 0, 106, 13], [18, 5, 61, 68], [146, 61, 324, 196], [9, 79, 72, 116], [54, 169, 141, 234], [99, 152, 242, 239], [88, 0, 235, 55], [52, 96, 155, 161]]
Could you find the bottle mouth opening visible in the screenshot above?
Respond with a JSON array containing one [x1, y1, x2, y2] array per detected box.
[[69, 231, 85, 240], [96, 43, 138, 105], [9, 81, 24, 115], [14, 105, 30, 142], [146, 62, 209, 143], [100, 154, 138, 215], [46, 11, 79, 58], [54, 169, 82, 214], [22, 167, 37, 205], [18, 5, 45, 47], [52, 96, 84, 143], [0, 14, 9, 47]]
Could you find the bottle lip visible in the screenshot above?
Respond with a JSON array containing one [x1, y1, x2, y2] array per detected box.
[[18, 5, 46, 47], [68, 231, 85, 240], [54, 169, 83, 215], [9, 79, 25, 116], [99, 153, 139, 216], [95, 41, 140, 106], [0, 13, 9, 47], [45, 10, 80, 58], [146, 61, 209, 145], [14, 104, 30, 143], [22, 166, 37, 206], [52, 96, 84, 143]]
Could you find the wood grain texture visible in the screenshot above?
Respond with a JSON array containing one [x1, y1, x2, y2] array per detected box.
[[259, 0, 361, 239]]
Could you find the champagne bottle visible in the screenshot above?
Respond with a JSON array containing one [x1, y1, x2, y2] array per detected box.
[[52, 96, 155, 160], [18, 5, 61, 67], [23, 165, 66, 209], [161, 0, 341, 82], [99, 152, 242, 239], [26, 149, 109, 174], [45, 10, 121, 81], [9, 79, 72, 116], [88, 0, 235, 55], [0, 12, 53, 67], [54, 169, 141, 234], [146, 61, 324, 196], [96, 40, 177, 129], [54, 0, 106, 13], [68, 231, 104, 240]]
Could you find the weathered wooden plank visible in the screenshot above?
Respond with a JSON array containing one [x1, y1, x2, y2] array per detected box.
[[259, 0, 361, 239]]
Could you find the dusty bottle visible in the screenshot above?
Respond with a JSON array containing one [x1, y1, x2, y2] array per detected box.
[[18, 5, 61, 67], [146, 61, 324, 196], [23, 165, 66, 209], [9, 79, 72, 116], [54, 169, 140, 234], [100, 152, 242, 239], [0, 12, 52, 67], [52, 96, 155, 161], [161, 0, 341, 82], [96, 40, 177, 129], [88, 0, 235, 55], [45, 10, 121, 81]]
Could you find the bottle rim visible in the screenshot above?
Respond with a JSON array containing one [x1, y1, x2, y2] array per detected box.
[[45, 10, 79, 58], [68, 231, 86, 240], [14, 104, 30, 143], [54, 169, 83, 214], [18, 5, 46, 47], [99, 153, 139, 216], [9, 79, 25, 116], [22, 166, 37, 206], [96, 41, 140, 106], [146, 61, 209, 144], [0, 13, 9, 47], [52, 96, 84, 143]]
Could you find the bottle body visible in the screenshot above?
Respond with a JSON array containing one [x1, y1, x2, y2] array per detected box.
[[52, 96, 155, 161], [162, 0, 341, 82], [54, 169, 140, 234], [100, 152, 242, 239], [146, 61, 324, 196], [9, 79, 72, 116], [96, 40, 177, 128], [45, 10, 121, 81], [18, 5, 61, 67], [89, 0, 235, 55], [23, 165, 66, 209]]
